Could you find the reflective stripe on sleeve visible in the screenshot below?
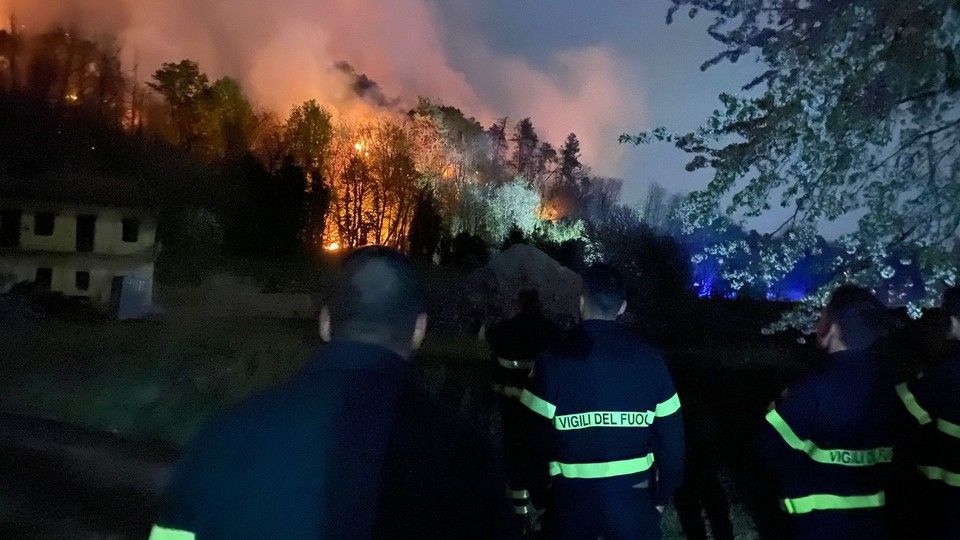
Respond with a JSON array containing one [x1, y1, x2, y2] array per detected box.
[[918, 465, 960, 488], [553, 410, 655, 430], [520, 389, 556, 419], [765, 409, 893, 466], [655, 393, 681, 417], [781, 491, 885, 514], [548, 453, 655, 479], [490, 383, 523, 399], [507, 488, 530, 500], [149, 525, 196, 540], [937, 418, 960, 439], [896, 383, 933, 425]]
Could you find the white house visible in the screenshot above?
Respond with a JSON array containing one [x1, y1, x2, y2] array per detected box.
[[0, 199, 157, 314]]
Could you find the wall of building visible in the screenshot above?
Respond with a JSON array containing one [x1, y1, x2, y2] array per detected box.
[[0, 253, 154, 306], [11, 202, 156, 256], [0, 200, 157, 310]]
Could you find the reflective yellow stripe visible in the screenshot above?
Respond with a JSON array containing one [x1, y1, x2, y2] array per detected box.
[[513, 504, 532, 515], [497, 357, 534, 370], [655, 393, 681, 417], [765, 409, 893, 466], [918, 465, 960, 488], [520, 389, 556, 419], [549, 453, 655, 479], [507, 488, 530, 499], [937, 418, 960, 439], [554, 410, 655, 430], [896, 383, 933, 425], [149, 525, 196, 540], [781, 491, 885, 514], [491, 383, 523, 399]]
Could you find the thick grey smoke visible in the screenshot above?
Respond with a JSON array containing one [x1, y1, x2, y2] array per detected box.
[[2, 0, 646, 172]]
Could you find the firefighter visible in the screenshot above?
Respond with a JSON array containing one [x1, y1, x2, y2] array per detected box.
[[485, 289, 559, 528], [148, 247, 509, 539], [893, 286, 960, 539], [759, 286, 897, 540], [520, 263, 685, 539]]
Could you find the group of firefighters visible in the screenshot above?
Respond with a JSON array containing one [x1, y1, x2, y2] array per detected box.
[[148, 246, 959, 539]]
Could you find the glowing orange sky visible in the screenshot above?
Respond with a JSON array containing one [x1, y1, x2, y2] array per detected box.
[[2, 0, 646, 175]]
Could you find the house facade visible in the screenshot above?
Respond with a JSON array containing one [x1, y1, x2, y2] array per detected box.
[[0, 199, 157, 314]]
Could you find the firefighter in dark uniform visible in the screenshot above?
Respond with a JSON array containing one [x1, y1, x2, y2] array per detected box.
[[759, 286, 897, 540], [894, 286, 960, 539], [521, 263, 685, 539], [149, 247, 510, 539], [485, 289, 559, 527]]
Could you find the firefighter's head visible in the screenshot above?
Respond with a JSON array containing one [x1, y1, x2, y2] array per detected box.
[[517, 288, 541, 316], [816, 286, 889, 353], [944, 286, 960, 340], [580, 263, 627, 321], [319, 246, 427, 358]]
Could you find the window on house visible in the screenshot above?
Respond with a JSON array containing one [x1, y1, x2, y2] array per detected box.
[[0, 209, 21, 247], [35, 267, 52, 290], [34, 212, 55, 236], [75, 271, 90, 291], [122, 218, 140, 243]]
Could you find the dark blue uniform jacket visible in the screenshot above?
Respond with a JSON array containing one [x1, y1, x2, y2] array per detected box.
[[759, 349, 899, 539], [895, 341, 960, 537], [150, 341, 509, 540], [521, 320, 685, 504]]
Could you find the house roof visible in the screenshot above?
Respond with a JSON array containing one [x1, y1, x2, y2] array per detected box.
[[0, 173, 160, 209]]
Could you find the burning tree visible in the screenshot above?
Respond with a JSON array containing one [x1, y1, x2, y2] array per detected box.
[[324, 118, 419, 249]]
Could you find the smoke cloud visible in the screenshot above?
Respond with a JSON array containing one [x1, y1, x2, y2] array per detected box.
[[2, 0, 646, 173]]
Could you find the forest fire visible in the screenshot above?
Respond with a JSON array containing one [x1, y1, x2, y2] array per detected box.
[[0, 20, 613, 258]]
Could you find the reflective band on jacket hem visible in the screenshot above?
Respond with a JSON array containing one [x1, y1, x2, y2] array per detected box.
[[918, 465, 960, 488], [520, 389, 556, 419], [149, 525, 196, 540], [497, 357, 534, 370], [655, 393, 681, 417], [896, 383, 933, 425], [937, 418, 960, 439], [781, 491, 886, 514], [765, 410, 893, 466], [554, 410, 655, 430], [549, 453, 655, 479]]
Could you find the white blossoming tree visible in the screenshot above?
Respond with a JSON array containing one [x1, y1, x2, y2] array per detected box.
[[623, 0, 960, 331]]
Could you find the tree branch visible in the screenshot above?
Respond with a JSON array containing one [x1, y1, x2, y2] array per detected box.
[[871, 118, 960, 172]]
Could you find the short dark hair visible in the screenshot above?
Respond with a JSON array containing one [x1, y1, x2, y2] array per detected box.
[[518, 289, 541, 315], [581, 263, 625, 315], [944, 287, 960, 318], [328, 246, 424, 347], [823, 285, 889, 350]]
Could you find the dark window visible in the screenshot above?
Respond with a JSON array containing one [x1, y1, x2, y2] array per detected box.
[[76, 215, 96, 252], [75, 271, 90, 291], [34, 212, 55, 236], [35, 267, 52, 290], [122, 218, 140, 243], [0, 209, 21, 247]]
